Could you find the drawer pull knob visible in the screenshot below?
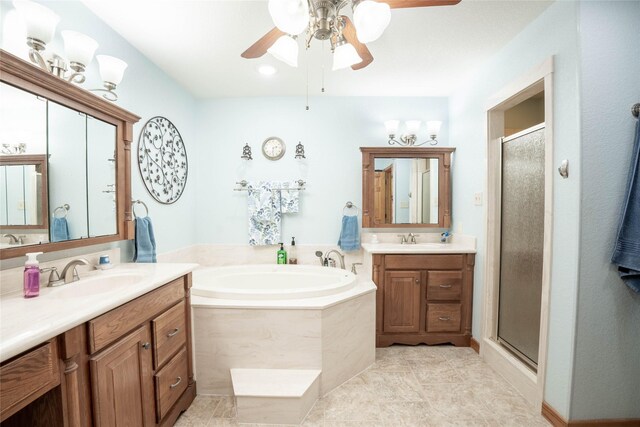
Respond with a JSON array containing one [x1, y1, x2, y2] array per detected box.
[[415, 279, 420, 284], [142, 342, 151, 350], [167, 328, 180, 338], [439, 284, 453, 288], [170, 376, 182, 389], [438, 316, 451, 321]]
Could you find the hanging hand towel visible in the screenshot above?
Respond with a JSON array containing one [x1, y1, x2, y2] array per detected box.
[[338, 215, 360, 252], [247, 181, 281, 246], [134, 216, 157, 263], [280, 181, 300, 213], [612, 120, 640, 293], [51, 217, 70, 242]]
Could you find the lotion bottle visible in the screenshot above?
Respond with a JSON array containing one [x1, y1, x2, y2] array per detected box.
[[289, 237, 297, 264], [277, 243, 287, 264], [24, 252, 43, 298]]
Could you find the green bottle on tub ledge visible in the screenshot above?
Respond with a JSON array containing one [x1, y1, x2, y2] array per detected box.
[[277, 243, 287, 264]]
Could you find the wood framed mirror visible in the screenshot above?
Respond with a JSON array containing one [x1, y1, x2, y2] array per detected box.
[[0, 49, 140, 260], [361, 147, 455, 229]]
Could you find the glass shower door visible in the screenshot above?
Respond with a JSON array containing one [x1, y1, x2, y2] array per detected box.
[[497, 123, 545, 369]]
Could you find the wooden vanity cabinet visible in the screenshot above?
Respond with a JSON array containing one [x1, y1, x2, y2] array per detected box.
[[373, 254, 475, 347]]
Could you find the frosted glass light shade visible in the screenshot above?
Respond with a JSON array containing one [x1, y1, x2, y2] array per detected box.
[[12, 0, 60, 45], [62, 31, 98, 67], [385, 120, 400, 135], [332, 42, 362, 71], [268, 0, 309, 35], [405, 120, 422, 135], [96, 55, 127, 85], [267, 35, 298, 67], [426, 120, 442, 136], [353, 0, 391, 43]]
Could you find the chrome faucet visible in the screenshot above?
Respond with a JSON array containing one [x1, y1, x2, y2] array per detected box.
[[323, 249, 346, 270], [408, 233, 420, 244], [397, 234, 408, 244], [60, 258, 90, 284], [3, 234, 23, 245], [41, 267, 64, 287]]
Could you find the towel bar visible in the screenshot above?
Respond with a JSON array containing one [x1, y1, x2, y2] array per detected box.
[[233, 180, 306, 191], [131, 199, 149, 218]]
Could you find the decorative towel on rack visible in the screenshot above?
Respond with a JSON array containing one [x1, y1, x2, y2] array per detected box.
[[134, 216, 157, 263], [280, 181, 300, 213], [612, 119, 640, 293], [338, 215, 360, 252], [247, 181, 282, 246], [51, 217, 70, 242]]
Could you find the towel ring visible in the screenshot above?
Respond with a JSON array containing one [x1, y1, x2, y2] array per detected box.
[[53, 204, 70, 218], [343, 201, 359, 215], [132, 200, 149, 218]]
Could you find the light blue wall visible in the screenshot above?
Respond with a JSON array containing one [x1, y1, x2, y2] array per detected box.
[[572, 1, 640, 419], [194, 96, 448, 246], [0, 0, 198, 261], [448, 1, 581, 417]]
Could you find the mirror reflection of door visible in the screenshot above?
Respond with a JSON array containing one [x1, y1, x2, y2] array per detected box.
[[374, 164, 394, 224]]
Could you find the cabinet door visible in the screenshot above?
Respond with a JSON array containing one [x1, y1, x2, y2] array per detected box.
[[90, 325, 155, 427], [383, 271, 422, 333]]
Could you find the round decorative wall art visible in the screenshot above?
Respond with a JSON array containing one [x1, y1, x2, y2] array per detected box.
[[137, 116, 188, 204]]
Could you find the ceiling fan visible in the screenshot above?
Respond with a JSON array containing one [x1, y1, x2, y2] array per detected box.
[[241, 0, 461, 71]]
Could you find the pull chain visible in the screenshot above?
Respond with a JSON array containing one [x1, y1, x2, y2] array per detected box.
[[305, 46, 309, 111], [321, 40, 325, 93]]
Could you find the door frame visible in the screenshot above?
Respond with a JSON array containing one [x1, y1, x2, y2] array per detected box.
[[482, 57, 554, 409]]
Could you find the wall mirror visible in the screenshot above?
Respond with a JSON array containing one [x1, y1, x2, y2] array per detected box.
[[361, 147, 455, 229], [0, 49, 140, 260]]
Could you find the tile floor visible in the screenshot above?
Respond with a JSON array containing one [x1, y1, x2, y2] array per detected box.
[[175, 344, 550, 426]]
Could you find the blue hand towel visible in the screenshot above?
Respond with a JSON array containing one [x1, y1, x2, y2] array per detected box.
[[612, 120, 640, 293], [134, 216, 157, 263], [51, 217, 70, 242], [338, 215, 360, 252]]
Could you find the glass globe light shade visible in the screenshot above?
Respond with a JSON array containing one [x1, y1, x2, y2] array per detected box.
[[12, 0, 60, 45], [268, 0, 310, 36], [267, 35, 299, 67], [353, 0, 391, 43], [385, 120, 400, 135], [405, 120, 422, 135], [62, 31, 98, 67], [427, 120, 442, 136], [96, 55, 128, 85], [332, 42, 362, 71]]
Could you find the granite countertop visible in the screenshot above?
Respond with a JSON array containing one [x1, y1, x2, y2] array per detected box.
[[0, 262, 198, 362]]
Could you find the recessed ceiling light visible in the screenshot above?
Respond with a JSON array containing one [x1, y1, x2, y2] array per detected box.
[[258, 65, 277, 76]]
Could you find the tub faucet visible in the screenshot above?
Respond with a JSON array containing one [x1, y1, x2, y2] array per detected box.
[[324, 250, 346, 270], [61, 258, 90, 284]]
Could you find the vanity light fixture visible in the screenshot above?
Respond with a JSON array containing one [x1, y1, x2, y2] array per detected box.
[[294, 141, 306, 159], [12, 0, 127, 101], [385, 120, 442, 146], [241, 143, 253, 161]]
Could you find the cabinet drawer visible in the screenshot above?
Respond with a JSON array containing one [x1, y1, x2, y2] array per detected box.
[[153, 300, 186, 369], [385, 255, 463, 270], [427, 271, 462, 301], [88, 277, 185, 353], [0, 340, 60, 421], [426, 304, 461, 333], [155, 347, 188, 420]]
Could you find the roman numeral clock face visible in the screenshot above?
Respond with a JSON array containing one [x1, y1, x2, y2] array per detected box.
[[262, 137, 286, 161]]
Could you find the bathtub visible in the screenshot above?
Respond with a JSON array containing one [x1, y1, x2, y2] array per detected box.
[[192, 264, 356, 300], [191, 264, 376, 396]]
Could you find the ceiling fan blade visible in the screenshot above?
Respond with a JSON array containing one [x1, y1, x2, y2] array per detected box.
[[241, 27, 286, 59], [341, 16, 374, 70], [383, 0, 460, 9]]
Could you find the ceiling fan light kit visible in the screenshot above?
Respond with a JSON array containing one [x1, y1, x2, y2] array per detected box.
[[242, 0, 460, 72]]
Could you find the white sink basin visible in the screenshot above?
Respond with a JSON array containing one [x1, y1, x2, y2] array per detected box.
[[47, 271, 146, 298]]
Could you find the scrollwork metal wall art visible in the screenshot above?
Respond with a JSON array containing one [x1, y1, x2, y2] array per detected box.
[[137, 116, 188, 204]]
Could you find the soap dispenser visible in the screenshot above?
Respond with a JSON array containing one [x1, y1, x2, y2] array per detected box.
[[24, 252, 43, 298], [289, 237, 297, 264], [277, 243, 287, 264]]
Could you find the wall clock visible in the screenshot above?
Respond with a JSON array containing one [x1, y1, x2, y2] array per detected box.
[[137, 116, 188, 204], [262, 137, 286, 161]]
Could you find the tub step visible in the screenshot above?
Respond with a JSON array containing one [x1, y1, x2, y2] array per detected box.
[[230, 368, 321, 425]]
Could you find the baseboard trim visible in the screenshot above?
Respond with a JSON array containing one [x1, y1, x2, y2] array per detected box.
[[470, 337, 480, 354], [542, 401, 640, 426]]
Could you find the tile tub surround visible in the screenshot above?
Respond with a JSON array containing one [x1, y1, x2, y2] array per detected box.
[[176, 344, 550, 427], [193, 289, 376, 396], [0, 261, 197, 361]]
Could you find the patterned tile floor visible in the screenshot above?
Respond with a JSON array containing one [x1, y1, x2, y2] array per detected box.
[[175, 344, 550, 426]]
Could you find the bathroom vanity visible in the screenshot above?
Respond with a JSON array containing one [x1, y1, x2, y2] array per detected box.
[[0, 264, 197, 427]]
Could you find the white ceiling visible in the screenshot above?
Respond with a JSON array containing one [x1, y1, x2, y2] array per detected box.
[[82, 0, 552, 98]]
